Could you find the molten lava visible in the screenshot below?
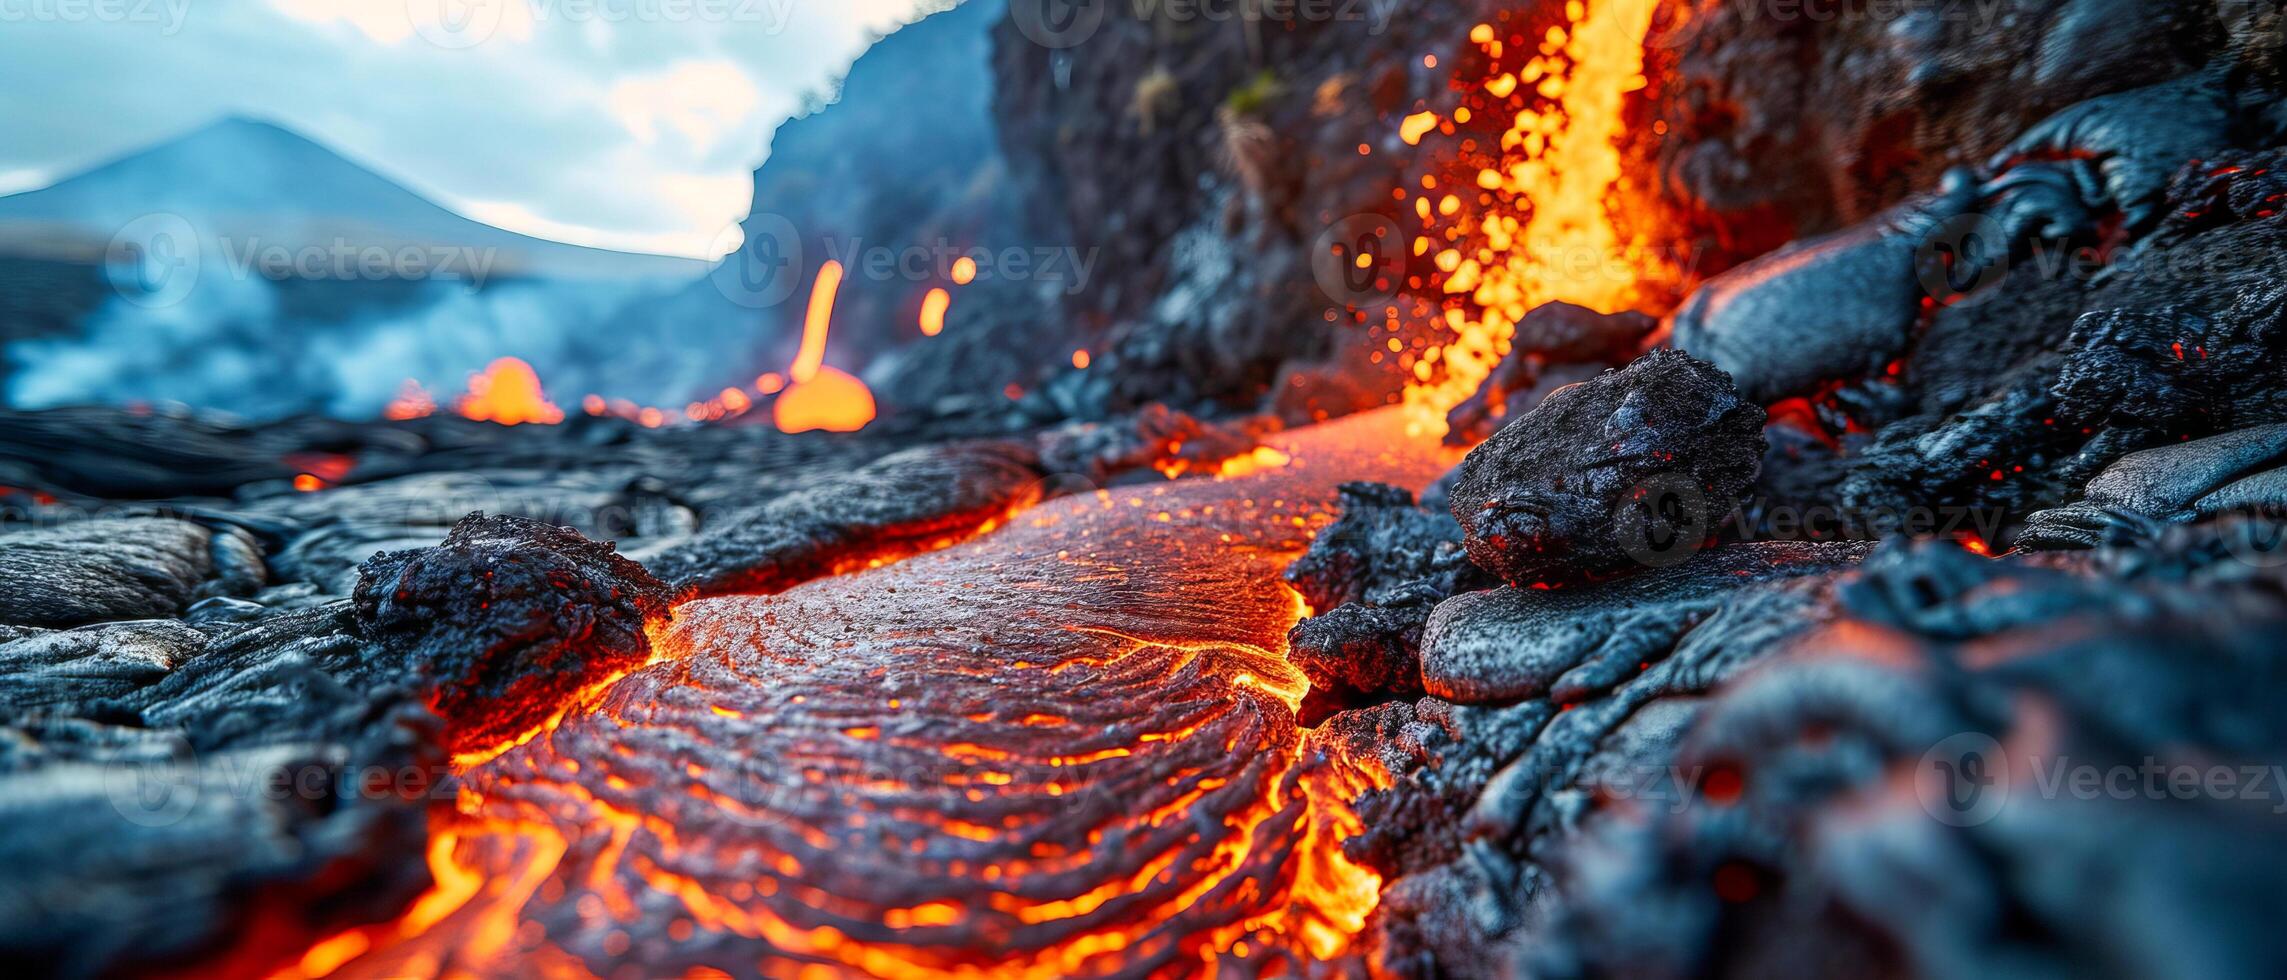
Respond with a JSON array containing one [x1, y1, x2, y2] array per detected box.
[[291, 409, 1451, 978], [775, 259, 879, 434], [455, 357, 565, 426], [1399, 0, 1666, 434]]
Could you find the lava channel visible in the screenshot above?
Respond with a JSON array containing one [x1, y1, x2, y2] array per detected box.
[[303, 408, 1452, 979]]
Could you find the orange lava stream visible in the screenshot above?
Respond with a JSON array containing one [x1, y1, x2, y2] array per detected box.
[[1400, 0, 1667, 436], [282, 408, 1453, 980]]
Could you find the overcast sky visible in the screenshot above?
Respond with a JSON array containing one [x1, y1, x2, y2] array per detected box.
[[0, 0, 948, 257]]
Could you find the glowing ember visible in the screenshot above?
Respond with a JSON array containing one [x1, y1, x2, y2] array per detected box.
[[775, 260, 878, 434], [918, 287, 950, 337], [455, 357, 564, 426], [1399, 0, 1666, 436]]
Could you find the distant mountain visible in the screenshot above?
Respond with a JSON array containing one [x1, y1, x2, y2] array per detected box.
[[0, 116, 706, 282]]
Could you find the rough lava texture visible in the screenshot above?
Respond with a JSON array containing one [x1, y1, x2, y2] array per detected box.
[[1448, 350, 1767, 588], [1514, 527, 2287, 979], [642, 440, 1044, 598], [354, 513, 672, 756], [1284, 482, 1496, 722], [0, 518, 263, 628]]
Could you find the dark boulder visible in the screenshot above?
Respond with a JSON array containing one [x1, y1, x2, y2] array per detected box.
[[353, 513, 671, 755], [1447, 350, 1767, 587]]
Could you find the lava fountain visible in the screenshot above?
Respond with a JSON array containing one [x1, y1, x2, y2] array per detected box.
[[1398, 0, 1667, 433]]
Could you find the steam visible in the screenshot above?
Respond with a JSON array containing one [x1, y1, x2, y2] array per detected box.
[[6, 254, 687, 420]]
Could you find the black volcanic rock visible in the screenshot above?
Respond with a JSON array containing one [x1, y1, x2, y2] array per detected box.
[[353, 513, 671, 754], [1419, 541, 1869, 706], [1448, 350, 1767, 587], [643, 440, 1043, 598]]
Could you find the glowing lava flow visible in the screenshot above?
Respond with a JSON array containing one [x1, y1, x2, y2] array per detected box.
[[775, 259, 879, 434], [291, 408, 1451, 979], [1398, 0, 1666, 433]]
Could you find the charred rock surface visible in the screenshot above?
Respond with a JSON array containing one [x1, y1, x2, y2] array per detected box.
[[354, 513, 672, 756], [1449, 350, 1767, 588], [1318, 541, 1868, 975], [1669, 174, 1981, 405], [0, 598, 438, 978], [0, 513, 688, 977], [1419, 542, 1869, 707], [2019, 423, 2287, 548]]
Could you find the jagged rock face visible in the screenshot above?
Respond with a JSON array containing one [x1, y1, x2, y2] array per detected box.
[[353, 513, 672, 755], [990, 0, 1508, 422], [1448, 350, 1767, 587], [1640, 0, 2226, 263]]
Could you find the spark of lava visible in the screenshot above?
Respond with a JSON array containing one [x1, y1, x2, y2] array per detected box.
[[1400, 0, 1667, 436]]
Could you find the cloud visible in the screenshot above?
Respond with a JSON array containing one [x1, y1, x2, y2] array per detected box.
[[606, 59, 765, 157], [0, 0, 945, 257]]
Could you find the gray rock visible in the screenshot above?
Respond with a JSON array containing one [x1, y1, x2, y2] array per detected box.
[[0, 519, 264, 628]]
